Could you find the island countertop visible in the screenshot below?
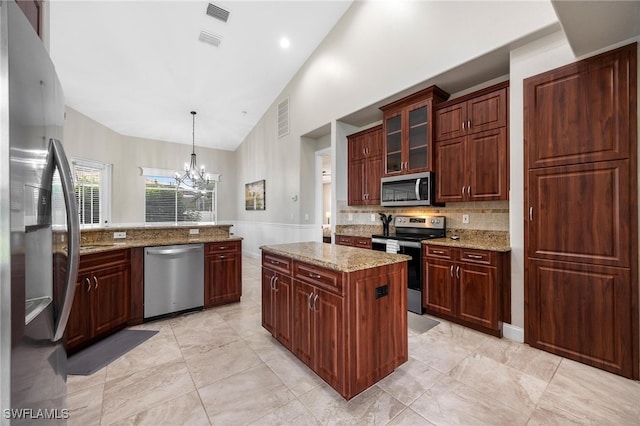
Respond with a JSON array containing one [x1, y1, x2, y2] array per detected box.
[[260, 241, 410, 272]]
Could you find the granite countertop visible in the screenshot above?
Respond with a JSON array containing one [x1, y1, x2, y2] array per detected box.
[[78, 235, 243, 255], [260, 242, 411, 272], [424, 232, 511, 252]]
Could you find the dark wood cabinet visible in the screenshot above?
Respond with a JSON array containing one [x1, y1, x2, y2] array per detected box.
[[262, 250, 407, 399], [524, 43, 638, 379], [380, 86, 449, 176], [348, 125, 383, 205], [66, 249, 130, 354], [262, 252, 293, 350], [423, 245, 509, 336], [435, 83, 509, 202], [334, 235, 371, 249], [204, 240, 242, 307]]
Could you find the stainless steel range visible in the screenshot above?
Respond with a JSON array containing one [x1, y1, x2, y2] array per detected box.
[[372, 215, 446, 314]]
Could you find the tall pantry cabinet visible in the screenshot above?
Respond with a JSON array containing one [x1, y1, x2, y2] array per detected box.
[[523, 43, 638, 379]]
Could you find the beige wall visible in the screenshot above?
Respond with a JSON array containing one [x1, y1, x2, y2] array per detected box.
[[62, 107, 237, 224]]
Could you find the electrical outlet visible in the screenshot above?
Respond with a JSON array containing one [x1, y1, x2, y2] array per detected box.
[[371, 214, 376, 222], [348, 213, 353, 221], [113, 231, 126, 239], [304, 213, 309, 220], [462, 214, 470, 224], [189, 229, 199, 235]]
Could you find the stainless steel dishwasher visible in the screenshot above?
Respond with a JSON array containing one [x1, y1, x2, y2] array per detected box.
[[144, 244, 204, 319]]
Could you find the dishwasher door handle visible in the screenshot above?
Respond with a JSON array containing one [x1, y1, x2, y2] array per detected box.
[[146, 246, 203, 256]]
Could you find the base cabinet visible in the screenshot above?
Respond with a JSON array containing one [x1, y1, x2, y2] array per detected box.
[[262, 253, 293, 350], [334, 235, 371, 249], [423, 245, 510, 336], [66, 249, 130, 354], [204, 240, 242, 308], [262, 251, 407, 399]]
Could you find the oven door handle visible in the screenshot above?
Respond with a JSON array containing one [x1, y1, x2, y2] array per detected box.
[[372, 238, 389, 245]]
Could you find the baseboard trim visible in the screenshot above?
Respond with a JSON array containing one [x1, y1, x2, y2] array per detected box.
[[502, 323, 524, 342]]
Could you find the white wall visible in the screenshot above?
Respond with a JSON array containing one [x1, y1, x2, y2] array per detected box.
[[233, 0, 557, 254], [62, 107, 237, 224]]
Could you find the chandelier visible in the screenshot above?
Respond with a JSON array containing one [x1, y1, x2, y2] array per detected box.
[[175, 111, 210, 188]]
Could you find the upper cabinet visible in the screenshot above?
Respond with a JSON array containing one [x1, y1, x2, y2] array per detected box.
[[380, 86, 449, 176], [435, 82, 509, 202], [347, 125, 383, 205]]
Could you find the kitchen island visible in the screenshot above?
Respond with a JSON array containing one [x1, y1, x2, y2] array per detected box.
[[260, 242, 410, 399]]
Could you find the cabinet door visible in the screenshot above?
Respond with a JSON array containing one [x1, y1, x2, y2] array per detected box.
[[205, 253, 241, 307], [92, 264, 129, 336], [467, 88, 507, 133], [65, 274, 92, 351], [526, 259, 633, 377], [363, 155, 382, 204], [527, 160, 630, 267], [467, 127, 508, 201], [292, 280, 314, 366], [274, 273, 293, 350], [314, 286, 344, 391], [347, 158, 365, 205], [261, 268, 276, 334], [457, 263, 498, 329], [405, 100, 432, 173], [435, 137, 465, 203], [424, 258, 455, 316], [435, 102, 466, 141], [349, 133, 367, 161], [384, 112, 403, 175]]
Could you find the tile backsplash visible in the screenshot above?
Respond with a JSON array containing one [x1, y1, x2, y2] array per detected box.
[[336, 200, 509, 232]]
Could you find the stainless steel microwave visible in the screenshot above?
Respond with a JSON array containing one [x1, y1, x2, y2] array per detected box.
[[380, 172, 436, 206]]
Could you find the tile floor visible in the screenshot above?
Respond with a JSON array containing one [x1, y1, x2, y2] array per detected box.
[[67, 256, 640, 425]]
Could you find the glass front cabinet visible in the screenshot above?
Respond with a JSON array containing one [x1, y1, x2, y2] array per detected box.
[[380, 86, 449, 176]]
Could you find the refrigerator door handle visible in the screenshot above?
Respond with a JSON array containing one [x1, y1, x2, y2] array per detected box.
[[50, 138, 80, 342]]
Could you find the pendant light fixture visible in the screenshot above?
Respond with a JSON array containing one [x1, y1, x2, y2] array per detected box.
[[175, 111, 210, 188]]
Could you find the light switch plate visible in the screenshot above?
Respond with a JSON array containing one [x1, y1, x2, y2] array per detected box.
[[348, 213, 353, 221], [462, 214, 470, 224], [113, 231, 126, 239], [370, 214, 376, 222], [189, 229, 199, 235]]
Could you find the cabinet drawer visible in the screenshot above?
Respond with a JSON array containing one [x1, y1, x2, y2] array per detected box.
[[207, 240, 240, 254], [352, 237, 371, 249], [424, 245, 454, 260], [458, 249, 494, 265], [80, 249, 129, 272], [263, 252, 292, 274], [335, 235, 353, 246], [293, 261, 343, 295]]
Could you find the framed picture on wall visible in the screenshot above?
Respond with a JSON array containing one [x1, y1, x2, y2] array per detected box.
[[245, 179, 266, 210]]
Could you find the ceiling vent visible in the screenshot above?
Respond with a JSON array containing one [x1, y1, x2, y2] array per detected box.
[[277, 98, 289, 138], [206, 3, 230, 22], [199, 31, 222, 47]]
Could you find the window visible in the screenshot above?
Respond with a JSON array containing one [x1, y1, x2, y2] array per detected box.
[[72, 158, 111, 227], [144, 175, 217, 224]]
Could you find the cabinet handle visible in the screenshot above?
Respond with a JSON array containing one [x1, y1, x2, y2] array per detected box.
[[433, 250, 445, 254], [269, 276, 274, 290], [270, 260, 279, 265], [219, 255, 226, 259], [85, 277, 91, 292], [529, 207, 533, 221], [467, 254, 483, 259], [308, 273, 321, 279], [218, 246, 226, 250], [273, 276, 278, 292], [462, 121, 465, 130], [467, 186, 471, 197], [313, 294, 319, 311], [450, 265, 454, 277], [456, 266, 460, 279], [93, 276, 98, 290], [461, 186, 465, 197], [307, 292, 313, 310]]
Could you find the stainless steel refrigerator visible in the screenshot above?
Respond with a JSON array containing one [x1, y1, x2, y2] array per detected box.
[[1, 2, 79, 424]]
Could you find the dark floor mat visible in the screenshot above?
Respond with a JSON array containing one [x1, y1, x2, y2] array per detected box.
[[407, 313, 440, 334], [67, 329, 158, 376]]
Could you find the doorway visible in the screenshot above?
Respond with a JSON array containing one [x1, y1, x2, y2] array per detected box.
[[315, 147, 331, 243]]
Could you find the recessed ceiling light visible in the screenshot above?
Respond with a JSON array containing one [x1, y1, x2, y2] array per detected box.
[[279, 37, 290, 49]]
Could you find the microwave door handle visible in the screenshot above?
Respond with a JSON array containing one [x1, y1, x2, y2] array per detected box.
[[49, 138, 80, 342], [415, 178, 421, 200]]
